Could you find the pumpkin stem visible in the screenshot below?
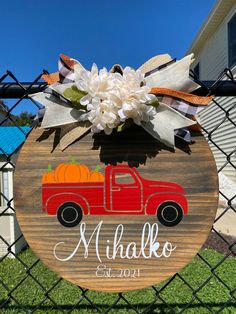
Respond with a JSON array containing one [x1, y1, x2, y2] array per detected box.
[[94, 165, 101, 172], [69, 155, 77, 164], [47, 164, 52, 172]]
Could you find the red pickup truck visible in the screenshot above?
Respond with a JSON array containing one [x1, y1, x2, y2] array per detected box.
[[42, 164, 187, 228]]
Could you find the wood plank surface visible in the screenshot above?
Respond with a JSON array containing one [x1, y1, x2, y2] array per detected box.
[[14, 125, 218, 292]]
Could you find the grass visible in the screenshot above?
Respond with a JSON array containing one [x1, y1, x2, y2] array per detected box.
[[0, 248, 235, 313]]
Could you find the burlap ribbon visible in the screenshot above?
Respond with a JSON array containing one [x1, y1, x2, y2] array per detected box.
[[33, 53, 213, 150]]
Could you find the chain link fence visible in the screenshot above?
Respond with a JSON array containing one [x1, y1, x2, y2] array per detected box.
[[0, 69, 235, 313]]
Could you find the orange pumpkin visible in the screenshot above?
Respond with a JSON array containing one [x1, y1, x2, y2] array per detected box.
[[64, 163, 90, 182], [90, 165, 105, 182], [55, 157, 90, 183], [42, 164, 55, 184], [77, 164, 90, 182], [54, 163, 67, 182]]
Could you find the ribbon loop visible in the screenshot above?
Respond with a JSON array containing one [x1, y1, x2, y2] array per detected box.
[[31, 53, 213, 150]]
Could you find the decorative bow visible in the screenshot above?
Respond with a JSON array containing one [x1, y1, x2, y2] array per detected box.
[[31, 53, 213, 150]]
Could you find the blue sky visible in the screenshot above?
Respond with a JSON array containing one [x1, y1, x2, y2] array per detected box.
[[1, 0, 216, 114]]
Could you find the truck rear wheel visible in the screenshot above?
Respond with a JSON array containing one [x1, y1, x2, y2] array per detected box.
[[157, 201, 183, 227], [57, 202, 83, 228]]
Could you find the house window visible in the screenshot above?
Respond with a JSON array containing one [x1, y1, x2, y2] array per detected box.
[[0, 169, 10, 209], [194, 63, 200, 78], [228, 13, 236, 68], [0, 173, 3, 207]]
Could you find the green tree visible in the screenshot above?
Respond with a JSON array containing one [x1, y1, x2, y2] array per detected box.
[[15, 111, 34, 126]]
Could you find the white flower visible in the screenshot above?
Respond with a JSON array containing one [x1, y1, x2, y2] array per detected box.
[[80, 98, 119, 135], [75, 64, 113, 101], [75, 64, 157, 134]]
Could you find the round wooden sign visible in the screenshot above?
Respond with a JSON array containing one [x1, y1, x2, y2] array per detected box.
[[14, 126, 218, 292]]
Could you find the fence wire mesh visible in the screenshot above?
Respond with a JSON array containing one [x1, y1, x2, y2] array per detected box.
[[0, 69, 235, 313]]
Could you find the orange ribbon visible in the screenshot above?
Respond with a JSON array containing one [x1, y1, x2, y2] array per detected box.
[[42, 72, 59, 85], [150, 87, 213, 106], [41, 54, 75, 85]]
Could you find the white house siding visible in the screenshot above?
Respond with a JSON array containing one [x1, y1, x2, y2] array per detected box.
[[0, 157, 27, 257], [192, 2, 236, 80], [190, 3, 236, 184], [198, 88, 236, 184]]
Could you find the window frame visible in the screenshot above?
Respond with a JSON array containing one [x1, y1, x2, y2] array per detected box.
[[228, 13, 236, 68], [0, 162, 13, 214]]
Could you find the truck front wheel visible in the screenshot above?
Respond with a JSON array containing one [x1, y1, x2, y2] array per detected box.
[[157, 201, 183, 227], [57, 202, 83, 228]]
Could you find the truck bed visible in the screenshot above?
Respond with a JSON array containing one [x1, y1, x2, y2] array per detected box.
[[42, 182, 105, 210]]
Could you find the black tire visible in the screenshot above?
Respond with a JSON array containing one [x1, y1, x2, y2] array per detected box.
[[157, 201, 183, 227], [57, 202, 83, 228]]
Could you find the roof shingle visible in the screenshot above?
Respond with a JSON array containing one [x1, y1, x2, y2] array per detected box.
[[0, 126, 31, 155]]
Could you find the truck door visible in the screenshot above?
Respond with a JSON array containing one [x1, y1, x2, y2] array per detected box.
[[110, 168, 142, 212]]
